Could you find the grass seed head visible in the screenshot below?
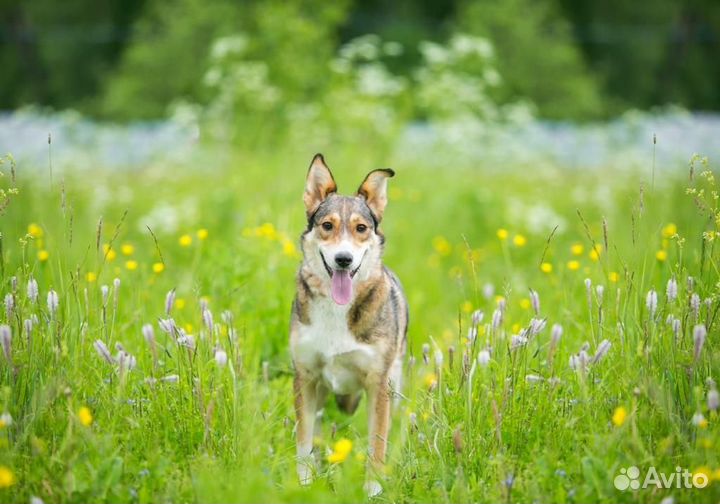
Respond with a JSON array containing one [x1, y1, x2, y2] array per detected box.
[[529, 289, 540, 315], [708, 389, 719, 412], [4, 294, 13, 320], [215, 348, 228, 367], [93, 339, 114, 365], [477, 349, 491, 366], [422, 343, 430, 364], [693, 324, 707, 361], [691, 293, 701, 320], [165, 289, 176, 315], [472, 309, 484, 326], [666, 277, 678, 302], [646, 289, 658, 317], [0, 325, 11, 362], [27, 277, 38, 304], [142, 324, 155, 345], [47, 290, 59, 315], [592, 339, 611, 364]]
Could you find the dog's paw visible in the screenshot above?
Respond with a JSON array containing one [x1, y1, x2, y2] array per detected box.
[[364, 479, 383, 498]]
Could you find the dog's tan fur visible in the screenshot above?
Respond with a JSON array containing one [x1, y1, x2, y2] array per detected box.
[[290, 154, 408, 492]]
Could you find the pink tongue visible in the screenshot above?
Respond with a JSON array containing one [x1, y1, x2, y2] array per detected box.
[[331, 270, 352, 305]]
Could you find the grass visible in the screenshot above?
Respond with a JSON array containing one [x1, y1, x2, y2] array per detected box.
[[0, 146, 719, 503]]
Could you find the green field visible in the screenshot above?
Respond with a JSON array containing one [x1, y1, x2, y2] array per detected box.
[[1, 146, 719, 503]]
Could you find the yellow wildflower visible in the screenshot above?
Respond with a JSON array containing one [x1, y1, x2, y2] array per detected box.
[[37, 250, 49, 262], [656, 250, 667, 262], [125, 260, 138, 271], [176, 298, 186, 310], [609, 271, 620, 283], [589, 246, 601, 261], [0, 466, 15, 488], [540, 262, 552, 273], [184, 323, 193, 333], [424, 372, 438, 389], [103, 244, 117, 261], [520, 298, 531, 310], [78, 406, 93, 427], [197, 228, 209, 240], [662, 223, 677, 238], [281, 238, 297, 257], [28, 223, 44, 238], [257, 223, 277, 240], [86, 272, 97, 283], [496, 228, 509, 240], [511, 323, 521, 334], [432, 236, 452, 256], [152, 262, 165, 273], [461, 301, 473, 313], [179, 234, 192, 247], [693, 466, 712, 487], [121, 243, 134, 256], [612, 406, 627, 427], [513, 234, 527, 247], [567, 260, 580, 271], [494, 295, 505, 306], [327, 438, 353, 464], [570, 243, 584, 256]]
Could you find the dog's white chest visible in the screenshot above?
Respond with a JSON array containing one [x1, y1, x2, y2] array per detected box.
[[293, 298, 378, 394]]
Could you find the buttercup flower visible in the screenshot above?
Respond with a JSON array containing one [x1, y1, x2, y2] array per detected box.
[[78, 406, 93, 427], [513, 234, 527, 247], [612, 406, 627, 426], [0, 466, 15, 488], [327, 438, 353, 464]]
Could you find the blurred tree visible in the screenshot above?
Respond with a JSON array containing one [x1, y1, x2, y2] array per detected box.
[[101, 0, 349, 119], [455, 0, 604, 119], [558, 0, 720, 111], [0, 0, 145, 109]]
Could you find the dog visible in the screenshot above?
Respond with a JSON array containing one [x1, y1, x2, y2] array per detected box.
[[290, 153, 408, 494]]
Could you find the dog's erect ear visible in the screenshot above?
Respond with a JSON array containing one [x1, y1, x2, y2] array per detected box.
[[304, 153, 337, 218], [357, 169, 395, 222]]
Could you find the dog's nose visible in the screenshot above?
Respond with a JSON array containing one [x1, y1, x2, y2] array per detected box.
[[334, 252, 353, 269]]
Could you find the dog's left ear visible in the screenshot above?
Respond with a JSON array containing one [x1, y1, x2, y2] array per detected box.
[[357, 169, 395, 222]]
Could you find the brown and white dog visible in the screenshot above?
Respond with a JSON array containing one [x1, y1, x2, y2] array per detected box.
[[290, 154, 408, 494]]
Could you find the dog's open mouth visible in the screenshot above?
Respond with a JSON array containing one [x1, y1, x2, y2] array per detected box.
[[320, 252, 364, 306]]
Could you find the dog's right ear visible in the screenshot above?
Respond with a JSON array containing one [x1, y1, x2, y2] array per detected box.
[[304, 153, 337, 218]]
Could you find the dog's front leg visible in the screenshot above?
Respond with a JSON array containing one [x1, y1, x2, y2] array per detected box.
[[294, 372, 320, 485], [365, 377, 390, 496]]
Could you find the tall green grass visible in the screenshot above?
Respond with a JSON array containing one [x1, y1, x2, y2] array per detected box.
[[0, 149, 718, 503]]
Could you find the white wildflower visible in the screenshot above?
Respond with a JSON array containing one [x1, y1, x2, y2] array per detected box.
[[666, 277, 678, 302], [646, 289, 657, 317], [477, 350, 491, 367], [47, 289, 59, 315], [27, 277, 39, 304]]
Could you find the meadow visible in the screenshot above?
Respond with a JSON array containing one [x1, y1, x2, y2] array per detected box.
[[1, 137, 719, 504]]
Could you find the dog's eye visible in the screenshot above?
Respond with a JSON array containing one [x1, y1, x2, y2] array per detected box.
[[321, 222, 333, 231], [356, 224, 368, 233]]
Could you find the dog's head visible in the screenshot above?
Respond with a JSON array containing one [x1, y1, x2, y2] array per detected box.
[[301, 153, 394, 306]]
